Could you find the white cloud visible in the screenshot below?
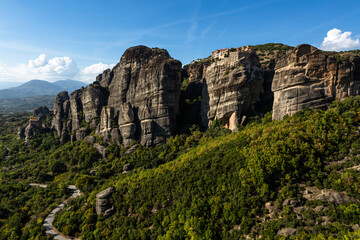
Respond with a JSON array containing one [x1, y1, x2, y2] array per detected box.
[[320, 28, 360, 51], [29, 54, 48, 68], [0, 55, 115, 84], [0, 54, 79, 82], [79, 62, 115, 83]]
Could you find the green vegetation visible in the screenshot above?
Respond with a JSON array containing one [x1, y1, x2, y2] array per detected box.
[[180, 78, 189, 91], [249, 43, 294, 52], [249, 43, 294, 64], [2, 96, 360, 239], [52, 96, 360, 239]]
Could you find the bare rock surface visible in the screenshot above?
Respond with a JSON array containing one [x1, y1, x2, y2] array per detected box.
[[33, 106, 51, 120], [272, 44, 360, 120], [108, 46, 182, 146], [53, 46, 182, 147], [200, 50, 264, 131], [96, 186, 115, 217], [303, 186, 357, 204], [278, 227, 296, 236]]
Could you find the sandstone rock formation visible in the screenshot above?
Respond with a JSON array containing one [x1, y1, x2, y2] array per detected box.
[[96, 186, 115, 217], [17, 127, 25, 140], [303, 186, 357, 204], [179, 61, 210, 129], [107, 46, 182, 146], [201, 49, 264, 131], [272, 44, 360, 120], [52, 91, 70, 143], [33, 106, 50, 120], [52, 46, 182, 147]]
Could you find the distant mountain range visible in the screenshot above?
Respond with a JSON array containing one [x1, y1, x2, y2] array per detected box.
[[0, 79, 87, 100]]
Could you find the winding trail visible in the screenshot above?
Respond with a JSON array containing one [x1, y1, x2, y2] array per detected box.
[[30, 184, 81, 240]]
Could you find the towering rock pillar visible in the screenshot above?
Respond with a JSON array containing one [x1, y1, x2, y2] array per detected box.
[[108, 46, 182, 146]]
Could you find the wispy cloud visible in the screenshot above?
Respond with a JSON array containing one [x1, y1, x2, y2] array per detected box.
[[186, 22, 198, 44], [201, 22, 216, 38]]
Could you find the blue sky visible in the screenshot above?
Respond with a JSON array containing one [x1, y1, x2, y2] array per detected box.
[[0, 0, 359, 85]]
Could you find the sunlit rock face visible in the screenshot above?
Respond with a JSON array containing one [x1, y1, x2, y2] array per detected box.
[[200, 50, 264, 131], [272, 44, 360, 120], [52, 45, 182, 147]]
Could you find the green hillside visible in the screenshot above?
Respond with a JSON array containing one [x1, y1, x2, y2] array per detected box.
[[2, 97, 360, 239]]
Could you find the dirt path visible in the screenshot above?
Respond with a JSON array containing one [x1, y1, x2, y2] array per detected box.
[[30, 184, 81, 239]]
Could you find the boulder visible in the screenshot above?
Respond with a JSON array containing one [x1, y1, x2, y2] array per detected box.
[[94, 143, 107, 158], [96, 186, 115, 216], [283, 198, 300, 207], [278, 228, 296, 237], [303, 186, 356, 204], [124, 144, 139, 156]]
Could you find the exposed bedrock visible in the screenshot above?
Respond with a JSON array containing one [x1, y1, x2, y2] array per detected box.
[[107, 46, 182, 146], [272, 44, 360, 120], [53, 45, 182, 147], [200, 50, 264, 131]]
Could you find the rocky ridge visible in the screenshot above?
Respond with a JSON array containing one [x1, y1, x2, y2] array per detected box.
[[51, 44, 360, 148]]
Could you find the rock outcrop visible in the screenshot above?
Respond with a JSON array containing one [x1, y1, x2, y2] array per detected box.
[[33, 106, 50, 120], [107, 46, 182, 146], [52, 46, 182, 147], [17, 127, 25, 140], [272, 44, 360, 120], [52, 91, 70, 143], [179, 61, 210, 129], [303, 186, 357, 204], [201, 49, 264, 131], [96, 186, 115, 218]]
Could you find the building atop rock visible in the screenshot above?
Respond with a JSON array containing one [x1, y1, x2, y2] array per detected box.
[[28, 118, 42, 128], [51, 43, 360, 148], [17, 116, 44, 143], [201, 46, 263, 131], [211, 48, 229, 59]]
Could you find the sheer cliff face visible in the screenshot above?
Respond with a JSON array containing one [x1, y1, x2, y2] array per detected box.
[[200, 51, 264, 131], [52, 46, 181, 147], [272, 44, 360, 120], [107, 46, 182, 146]]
